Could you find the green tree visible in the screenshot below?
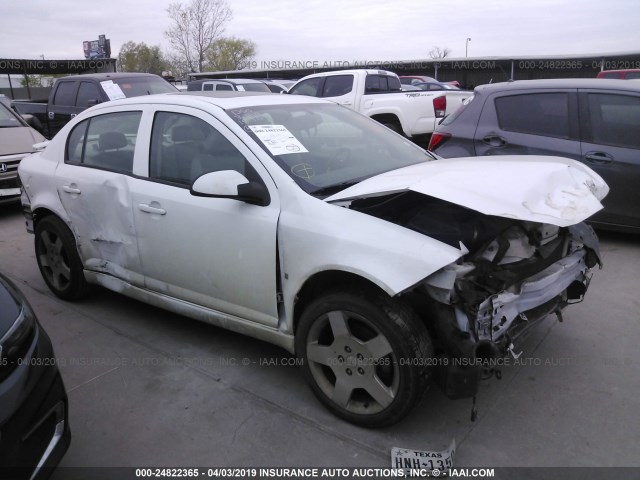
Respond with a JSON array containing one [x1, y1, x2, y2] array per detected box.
[[118, 41, 168, 75], [165, 0, 232, 72], [20, 74, 44, 88], [204, 37, 256, 71]]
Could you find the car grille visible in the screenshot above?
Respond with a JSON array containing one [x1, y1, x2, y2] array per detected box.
[[0, 153, 27, 183]]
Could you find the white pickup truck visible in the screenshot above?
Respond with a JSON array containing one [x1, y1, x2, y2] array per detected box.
[[288, 69, 470, 138]]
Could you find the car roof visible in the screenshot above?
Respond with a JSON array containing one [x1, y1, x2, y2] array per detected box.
[[86, 90, 330, 111], [190, 78, 266, 85], [56, 72, 163, 81], [475, 78, 640, 93]]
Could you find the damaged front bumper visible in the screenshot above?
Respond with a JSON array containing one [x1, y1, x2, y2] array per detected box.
[[474, 249, 590, 341], [423, 223, 600, 400]]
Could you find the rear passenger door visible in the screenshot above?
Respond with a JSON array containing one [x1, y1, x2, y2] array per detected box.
[[578, 90, 640, 228], [48, 81, 79, 137], [55, 108, 145, 285], [474, 90, 581, 158], [129, 106, 281, 326]]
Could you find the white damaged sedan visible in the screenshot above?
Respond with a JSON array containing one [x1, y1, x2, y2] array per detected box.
[[18, 92, 607, 427]]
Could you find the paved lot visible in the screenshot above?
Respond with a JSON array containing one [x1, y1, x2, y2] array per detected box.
[[1, 201, 639, 477]]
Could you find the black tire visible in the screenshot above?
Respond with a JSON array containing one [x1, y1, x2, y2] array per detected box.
[[295, 287, 433, 427], [34, 216, 90, 301]]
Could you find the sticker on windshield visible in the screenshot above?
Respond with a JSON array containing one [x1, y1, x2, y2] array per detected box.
[[248, 125, 308, 156], [100, 80, 126, 101], [391, 439, 456, 476]]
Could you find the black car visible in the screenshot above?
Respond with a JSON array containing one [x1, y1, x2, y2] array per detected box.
[[429, 78, 640, 233], [0, 272, 70, 479]]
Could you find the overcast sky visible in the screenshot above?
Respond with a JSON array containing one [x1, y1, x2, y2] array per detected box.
[[1, 0, 639, 63]]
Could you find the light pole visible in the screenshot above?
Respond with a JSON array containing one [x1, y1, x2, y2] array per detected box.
[[466, 38, 471, 57]]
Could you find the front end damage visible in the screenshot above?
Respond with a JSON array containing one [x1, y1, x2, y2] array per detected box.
[[348, 192, 602, 400]]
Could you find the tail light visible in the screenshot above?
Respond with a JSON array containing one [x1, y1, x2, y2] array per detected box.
[[428, 132, 451, 151], [433, 96, 446, 118]]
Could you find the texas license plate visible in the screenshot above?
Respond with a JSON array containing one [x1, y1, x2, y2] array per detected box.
[[391, 439, 456, 476]]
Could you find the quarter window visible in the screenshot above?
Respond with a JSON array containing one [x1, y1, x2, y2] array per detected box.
[[495, 93, 570, 139], [149, 112, 250, 186], [585, 93, 640, 149], [65, 111, 141, 173]]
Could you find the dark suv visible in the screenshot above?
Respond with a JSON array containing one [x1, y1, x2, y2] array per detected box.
[[429, 79, 640, 233]]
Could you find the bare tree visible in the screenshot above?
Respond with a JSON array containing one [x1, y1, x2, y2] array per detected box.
[[165, 0, 232, 72], [428, 46, 451, 59]]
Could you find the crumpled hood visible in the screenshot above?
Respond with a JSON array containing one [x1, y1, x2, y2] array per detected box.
[[0, 126, 42, 156], [325, 156, 609, 227]]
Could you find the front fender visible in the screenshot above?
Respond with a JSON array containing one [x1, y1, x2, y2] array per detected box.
[[277, 198, 465, 333]]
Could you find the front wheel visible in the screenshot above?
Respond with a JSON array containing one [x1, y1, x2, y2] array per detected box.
[[295, 288, 433, 427], [34, 216, 90, 300]]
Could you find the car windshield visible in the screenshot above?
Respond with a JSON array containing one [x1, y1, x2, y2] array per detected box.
[[227, 103, 432, 196], [0, 102, 23, 128], [112, 77, 177, 96]]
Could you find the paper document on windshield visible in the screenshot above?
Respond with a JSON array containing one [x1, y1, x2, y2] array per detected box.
[[248, 125, 308, 155], [100, 80, 126, 100]]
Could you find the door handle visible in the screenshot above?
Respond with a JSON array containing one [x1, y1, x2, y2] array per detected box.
[[62, 185, 81, 194], [138, 203, 166, 215], [340, 101, 352, 105], [482, 135, 507, 147], [585, 152, 613, 164], [70, 114, 77, 118]]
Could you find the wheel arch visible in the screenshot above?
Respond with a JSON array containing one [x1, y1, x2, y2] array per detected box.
[[292, 270, 390, 336], [370, 113, 403, 133]]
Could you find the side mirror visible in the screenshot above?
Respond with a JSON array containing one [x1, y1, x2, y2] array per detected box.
[[87, 99, 100, 107], [190, 170, 270, 206]]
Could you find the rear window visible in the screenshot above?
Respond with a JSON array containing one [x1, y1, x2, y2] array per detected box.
[[495, 93, 570, 139], [365, 75, 401, 94], [111, 77, 177, 97], [237, 83, 271, 93]]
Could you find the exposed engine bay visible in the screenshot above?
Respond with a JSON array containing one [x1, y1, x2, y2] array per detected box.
[[350, 191, 601, 399]]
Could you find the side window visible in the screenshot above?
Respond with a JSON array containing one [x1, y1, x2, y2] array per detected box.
[[75, 82, 102, 108], [217, 84, 233, 91], [495, 93, 570, 139], [585, 93, 640, 149], [288, 77, 322, 97], [203, 84, 214, 91], [387, 76, 402, 92], [625, 72, 640, 79], [321, 75, 353, 97], [65, 111, 141, 173], [53, 82, 77, 106], [149, 112, 250, 186], [599, 72, 619, 79]]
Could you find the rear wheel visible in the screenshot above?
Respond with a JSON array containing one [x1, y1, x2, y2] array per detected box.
[[295, 288, 433, 427], [35, 216, 90, 300]]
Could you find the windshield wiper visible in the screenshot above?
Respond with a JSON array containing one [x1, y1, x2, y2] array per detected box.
[[310, 181, 360, 197]]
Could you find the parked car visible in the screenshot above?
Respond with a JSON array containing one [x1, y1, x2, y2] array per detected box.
[[413, 81, 461, 91], [0, 101, 46, 204], [596, 69, 640, 80], [288, 69, 470, 138], [19, 91, 606, 427], [12, 73, 178, 139], [260, 79, 296, 93], [0, 271, 70, 479], [429, 78, 640, 233], [187, 78, 272, 93]]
